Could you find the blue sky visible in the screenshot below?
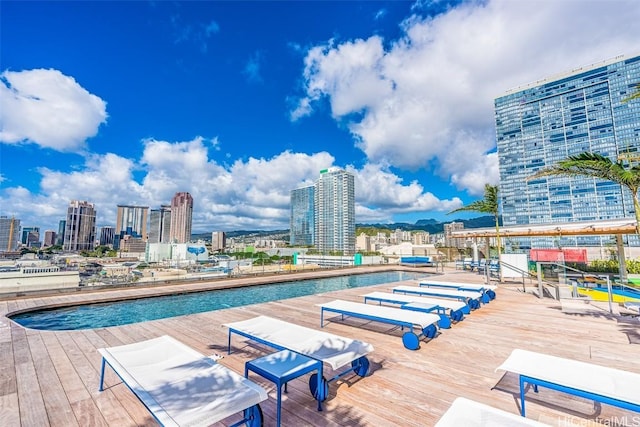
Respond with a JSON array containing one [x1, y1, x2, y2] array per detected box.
[[2, 0, 640, 234]]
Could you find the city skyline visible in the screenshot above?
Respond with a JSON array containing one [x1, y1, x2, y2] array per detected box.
[[2, 1, 640, 234]]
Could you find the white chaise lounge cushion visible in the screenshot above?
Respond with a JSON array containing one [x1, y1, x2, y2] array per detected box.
[[435, 397, 550, 426], [496, 349, 640, 407], [394, 285, 482, 299], [224, 315, 373, 370], [318, 299, 441, 329], [363, 291, 467, 311], [98, 335, 267, 427], [419, 280, 498, 291]]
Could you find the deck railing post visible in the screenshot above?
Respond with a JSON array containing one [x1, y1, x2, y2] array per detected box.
[[606, 276, 613, 314], [536, 262, 543, 299]]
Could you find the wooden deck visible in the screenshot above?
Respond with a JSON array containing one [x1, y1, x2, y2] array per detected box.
[[1, 267, 639, 426]]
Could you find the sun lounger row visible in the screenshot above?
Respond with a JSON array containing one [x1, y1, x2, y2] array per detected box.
[[99, 317, 375, 426]]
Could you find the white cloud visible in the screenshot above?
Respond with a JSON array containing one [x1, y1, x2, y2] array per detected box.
[[0, 136, 457, 232], [292, 0, 640, 194], [243, 51, 264, 83], [350, 163, 462, 212], [0, 68, 107, 152]]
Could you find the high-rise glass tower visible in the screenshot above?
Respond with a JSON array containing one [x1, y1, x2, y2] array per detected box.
[[99, 226, 115, 246], [169, 192, 193, 243], [149, 205, 172, 244], [63, 200, 97, 251], [56, 220, 66, 246], [290, 185, 315, 246], [495, 54, 640, 248], [21, 226, 40, 246], [314, 168, 355, 255]]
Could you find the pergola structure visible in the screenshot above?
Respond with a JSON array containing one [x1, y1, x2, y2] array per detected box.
[[451, 218, 639, 282]]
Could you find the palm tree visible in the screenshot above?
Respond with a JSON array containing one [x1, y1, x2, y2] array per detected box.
[[623, 83, 640, 102], [448, 184, 502, 260], [528, 152, 640, 234]]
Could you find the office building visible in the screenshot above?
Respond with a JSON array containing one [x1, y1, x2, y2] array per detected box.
[[290, 185, 315, 246], [20, 227, 40, 247], [21, 227, 40, 245], [63, 200, 97, 252], [211, 231, 226, 251], [114, 205, 148, 249], [99, 226, 115, 247], [43, 230, 56, 247], [0, 216, 21, 252], [314, 168, 356, 255], [169, 192, 193, 243], [495, 54, 640, 248], [149, 205, 171, 244]]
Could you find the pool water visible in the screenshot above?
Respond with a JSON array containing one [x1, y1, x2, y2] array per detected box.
[[577, 285, 640, 303], [11, 271, 425, 331]]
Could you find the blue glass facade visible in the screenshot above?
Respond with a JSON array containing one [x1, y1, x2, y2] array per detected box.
[[290, 185, 315, 246], [495, 55, 640, 248]]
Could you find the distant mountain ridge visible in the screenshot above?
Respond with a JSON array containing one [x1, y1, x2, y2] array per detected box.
[[191, 216, 497, 240], [357, 215, 497, 235]]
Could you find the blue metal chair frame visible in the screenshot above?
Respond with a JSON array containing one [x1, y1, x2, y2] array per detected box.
[[363, 294, 462, 327], [227, 327, 370, 405], [319, 305, 438, 351], [245, 350, 321, 427], [518, 373, 640, 417]]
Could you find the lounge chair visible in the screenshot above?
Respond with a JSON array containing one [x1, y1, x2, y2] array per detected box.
[[419, 279, 497, 302], [362, 291, 467, 325], [317, 299, 441, 350], [98, 335, 267, 427], [224, 315, 373, 403], [495, 349, 640, 416], [435, 397, 550, 426], [393, 285, 482, 310]]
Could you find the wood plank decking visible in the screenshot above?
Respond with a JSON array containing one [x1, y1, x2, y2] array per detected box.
[[1, 267, 639, 426]]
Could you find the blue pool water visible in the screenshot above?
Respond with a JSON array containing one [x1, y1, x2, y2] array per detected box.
[[590, 285, 640, 299], [11, 271, 425, 331]]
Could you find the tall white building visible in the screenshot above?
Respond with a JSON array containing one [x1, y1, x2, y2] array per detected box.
[[169, 192, 193, 243], [211, 231, 226, 251], [314, 168, 355, 255], [63, 200, 96, 252]]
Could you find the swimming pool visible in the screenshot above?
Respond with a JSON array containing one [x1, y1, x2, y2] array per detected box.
[[10, 271, 425, 331]]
